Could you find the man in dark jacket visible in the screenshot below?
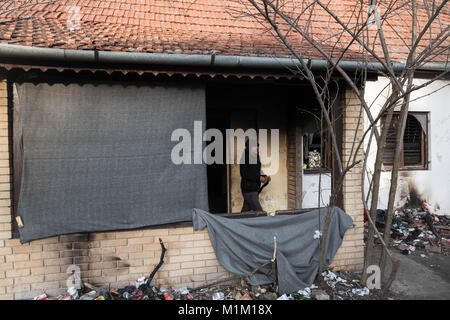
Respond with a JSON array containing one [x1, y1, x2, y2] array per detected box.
[[240, 139, 271, 212]]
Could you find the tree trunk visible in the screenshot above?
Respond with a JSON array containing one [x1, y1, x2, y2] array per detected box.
[[380, 0, 417, 277], [361, 91, 398, 285], [379, 95, 409, 276]]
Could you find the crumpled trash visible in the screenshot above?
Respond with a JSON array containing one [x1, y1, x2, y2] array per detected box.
[[297, 287, 311, 297], [34, 293, 48, 300], [382, 204, 450, 258], [320, 270, 373, 299], [322, 271, 349, 288], [405, 228, 421, 244], [34, 269, 377, 301], [130, 289, 145, 300], [175, 286, 190, 295], [163, 292, 174, 300], [375, 209, 401, 229], [240, 292, 252, 300], [290, 292, 311, 300], [135, 276, 148, 288], [212, 292, 225, 300], [351, 287, 370, 296], [277, 294, 293, 300], [67, 286, 78, 300], [79, 290, 98, 300], [291, 287, 313, 300], [313, 230, 322, 239], [119, 285, 136, 295], [422, 202, 438, 215], [414, 241, 425, 250], [224, 292, 234, 300]]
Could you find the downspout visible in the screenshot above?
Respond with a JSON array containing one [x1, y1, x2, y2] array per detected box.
[[0, 43, 448, 73]]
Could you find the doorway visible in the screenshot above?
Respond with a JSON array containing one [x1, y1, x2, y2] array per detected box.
[[205, 108, 230, 213]]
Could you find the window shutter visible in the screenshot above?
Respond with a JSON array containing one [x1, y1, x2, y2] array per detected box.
[[381, 113, 427, 169], [403, 115, 423, 166]]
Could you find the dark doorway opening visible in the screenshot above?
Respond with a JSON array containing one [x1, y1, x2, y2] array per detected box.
[[205, 108, 230, 213]]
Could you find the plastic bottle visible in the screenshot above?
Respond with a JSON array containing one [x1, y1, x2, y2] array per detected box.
[[79, 290, 98, 300]]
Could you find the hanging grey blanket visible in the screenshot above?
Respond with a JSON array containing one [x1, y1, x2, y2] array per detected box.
[[15, 83, 208, 243], [192, 207, 353, 294]]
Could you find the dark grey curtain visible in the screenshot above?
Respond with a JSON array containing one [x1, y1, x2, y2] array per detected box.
[[193, 207, 354, 294], [15, 83, 208, 242]]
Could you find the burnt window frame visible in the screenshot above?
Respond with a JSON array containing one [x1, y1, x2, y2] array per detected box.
[[301, 107, 333, 174], [302, 130, 332, 173], [382, 111, 429, 171]]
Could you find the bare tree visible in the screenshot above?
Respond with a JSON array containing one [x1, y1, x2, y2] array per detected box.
[[231, 0, 449, 292]]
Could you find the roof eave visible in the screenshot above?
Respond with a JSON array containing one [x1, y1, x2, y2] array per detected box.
[[0, 43, 448, 74]]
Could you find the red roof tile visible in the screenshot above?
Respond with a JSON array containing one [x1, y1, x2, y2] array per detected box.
[[0, 0, 448, 64]]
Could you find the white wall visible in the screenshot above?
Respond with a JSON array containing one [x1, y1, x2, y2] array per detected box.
[[302, 172, 331, 208], [364, 77, 450, 215]]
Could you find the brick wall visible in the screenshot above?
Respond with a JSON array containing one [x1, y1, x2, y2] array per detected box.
[[1, 227, 232, 300], [329, 89, 365, 271], [0, 79, 365, 300]]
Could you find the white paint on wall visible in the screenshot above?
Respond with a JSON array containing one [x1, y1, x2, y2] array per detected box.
[[302, 172, 331, 208], [364, 77, 450, 215]]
